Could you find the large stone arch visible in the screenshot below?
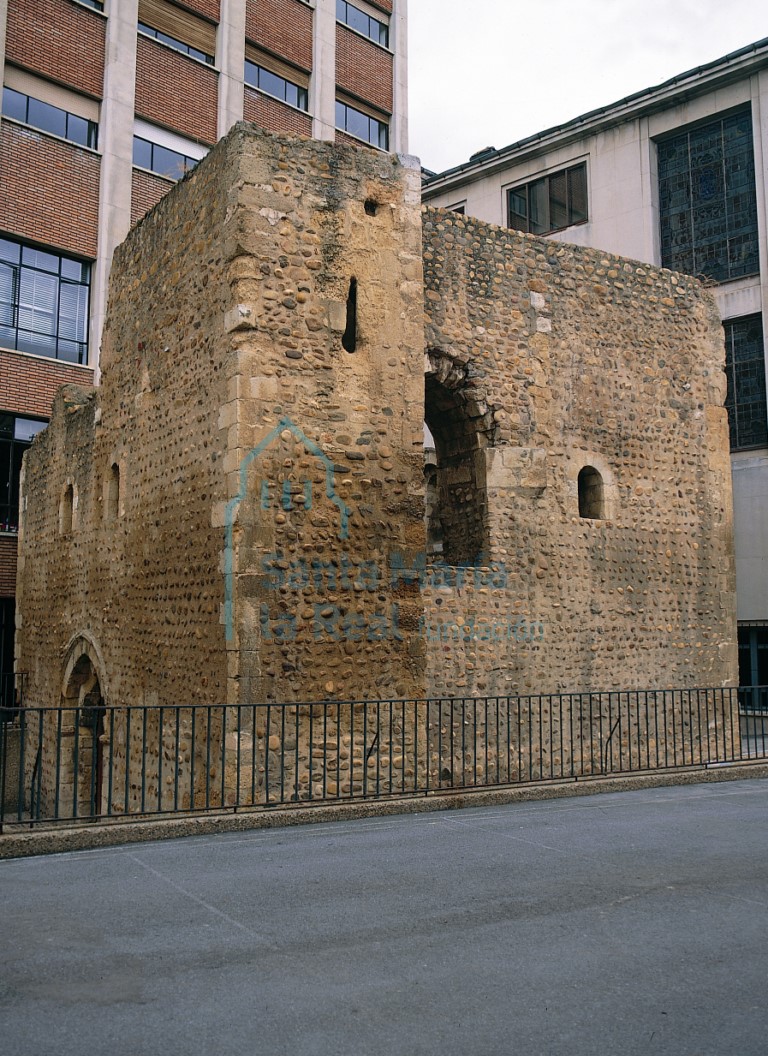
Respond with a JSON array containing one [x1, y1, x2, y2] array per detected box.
[[424, 348, 500, 565]]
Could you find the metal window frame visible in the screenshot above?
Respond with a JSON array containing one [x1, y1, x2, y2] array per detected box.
[[1, 87, 98, 150], [0, 241, 90, 365]]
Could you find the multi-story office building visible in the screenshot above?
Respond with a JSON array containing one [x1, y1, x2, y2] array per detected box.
[[0, 0, 408, 707], [423, 38, 768, 688]]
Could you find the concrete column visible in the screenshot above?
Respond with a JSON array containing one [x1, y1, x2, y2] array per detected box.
[[391, 0, 408, 155], [217, 0, 246, 138], [311, 0, 336, 142], [752, 70, 768, 336], [0, 0, 8, 98], [91, 0, 139, 380]]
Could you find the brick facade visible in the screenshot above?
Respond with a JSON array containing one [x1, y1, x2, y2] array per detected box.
[[336, 25, 393, 113], [245, 0, 313, 70], [243, 89, 312, 136], [131, 168, 175, 226], [0, 350, 94, 418], [0, 121, 100, 257], [178, 0, 220, 20], [5, 0, 106, 98], [135, 37, 218, 143], [0, 538, 17, 597]]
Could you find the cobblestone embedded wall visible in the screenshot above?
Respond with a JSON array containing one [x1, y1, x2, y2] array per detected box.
[[16, 127, 737, 810], [421, 207, 737, 696], [17, 125, 426, 723]]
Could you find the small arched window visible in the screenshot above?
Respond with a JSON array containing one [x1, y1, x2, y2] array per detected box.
[[106, 462, 120, 523], [578, 466, 604, 520], [60, 483, 74, 535]]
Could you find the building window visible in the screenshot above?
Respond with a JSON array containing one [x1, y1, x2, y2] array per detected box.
[[0, 414, 46, 533], [137, 0, 216, 65], [244, 60, 309, 111], [336, 0, 389, 47], [2, 88, 98, 149], [724, 315, 767, 450], [738, 624, 768, 712], [336, 100, 389, 150], [138, 21, 213, 64], [133, 136, 198, 180], [0, 239, 91, 364], [77, 0, 104, 10], [657, 108, 759, 282], [578, 466, 604, 519], [508, 163, 587, 235]]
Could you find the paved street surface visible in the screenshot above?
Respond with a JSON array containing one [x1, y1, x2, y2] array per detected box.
[[2, 780, 768, 1056]]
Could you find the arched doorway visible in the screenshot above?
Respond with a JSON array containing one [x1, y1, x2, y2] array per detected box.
[[61, 642, 107, 818], [424, 349, 499, 566]]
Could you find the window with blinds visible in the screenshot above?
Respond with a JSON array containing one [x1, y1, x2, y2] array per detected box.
[[138, 0, 217, 65], [0, 238, 90, 365]]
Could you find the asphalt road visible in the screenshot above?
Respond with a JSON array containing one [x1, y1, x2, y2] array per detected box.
[[2, 780, 768, 1056]]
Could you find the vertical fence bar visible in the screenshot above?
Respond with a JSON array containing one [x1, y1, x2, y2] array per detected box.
[[106, 708, 115, 817], [157, 705, 164, 814], [53, 708, 63, 820], [293, 705, 300, 802], [124, 706, 132, 816], [251, 704, 258, 806]]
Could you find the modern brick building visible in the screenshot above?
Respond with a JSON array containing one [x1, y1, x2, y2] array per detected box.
[[423, 38, 768, 690], [0, 0, 408, 708]]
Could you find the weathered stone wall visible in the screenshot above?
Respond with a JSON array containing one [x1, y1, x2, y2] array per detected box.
[[216, 129, 426, 706], [16, 126, 426, 723], [421, 207, 737, 696], [14, 128, 738, 818]]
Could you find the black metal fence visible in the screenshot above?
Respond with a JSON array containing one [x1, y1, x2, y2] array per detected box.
[[1, 686, 767, 831]]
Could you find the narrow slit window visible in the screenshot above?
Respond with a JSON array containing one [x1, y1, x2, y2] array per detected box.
[[60, 484, 74, 535], [342, 277, 357, 352], [106, 463, 120, 522]]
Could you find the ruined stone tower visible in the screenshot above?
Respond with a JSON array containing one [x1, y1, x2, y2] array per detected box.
[[16, 125, 737, 723]]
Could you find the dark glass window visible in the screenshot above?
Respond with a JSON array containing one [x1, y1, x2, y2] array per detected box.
[[336, 100, 389, 150], [0, 413, 46, 534], [2, 87, 98, 149], [78, 0, 104, 10], [336, 1, 389, 47], [508, 163, 588, 235], [244, 61, 309, 111], [657, 109, 759, 282], [723, 314, 767, 450], [132, 136, 199, 180], [0, 239, 90, 364], [137, 22, 214, 65], [738, 625, 768, 711]]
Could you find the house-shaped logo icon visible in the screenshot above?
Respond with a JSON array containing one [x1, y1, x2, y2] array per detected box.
[[224, 417, 350, 640]]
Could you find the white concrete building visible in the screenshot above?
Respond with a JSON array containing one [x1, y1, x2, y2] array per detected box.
[[422, 38, 768, 685]]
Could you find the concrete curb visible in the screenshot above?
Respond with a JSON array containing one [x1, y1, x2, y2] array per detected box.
[[2, 761, 768, 860]]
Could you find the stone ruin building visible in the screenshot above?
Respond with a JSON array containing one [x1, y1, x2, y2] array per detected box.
[[12, 125, 738, 811]]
